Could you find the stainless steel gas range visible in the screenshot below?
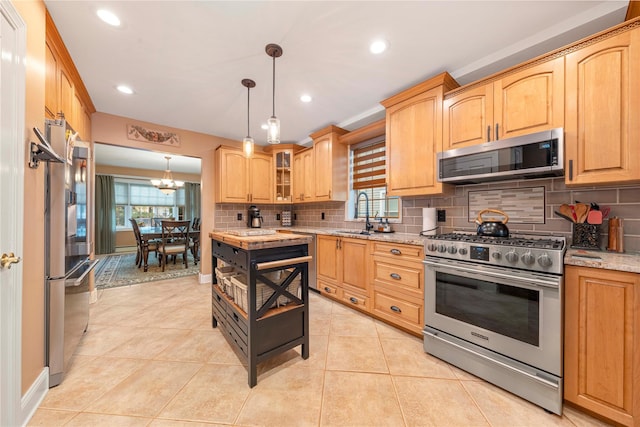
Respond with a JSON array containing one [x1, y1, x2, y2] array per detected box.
[[423, 232, 566, 415]]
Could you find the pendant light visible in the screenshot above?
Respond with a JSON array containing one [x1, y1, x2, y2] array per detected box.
[[265, 43, 283, 144], [241, 78, 256, 157], [150, 156, 184, 195]]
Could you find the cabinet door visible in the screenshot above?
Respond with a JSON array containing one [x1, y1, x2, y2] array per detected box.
[[314, 136, 332, 200], [386, 86, 444, 196], [443, 83, 493, 150], [59, 67, 74, 122], [340, 238, 369, 295], [565, 29, 640, 185], [564, 266, 640, 426], [302, 149, 315, 202], [493, 58, 564, 140], [45, 42, 58, 119], [317, 235, 339, 283], [292, 151, 304, 202], [249, 153, 272, 203], [217, 149, 248, 203]]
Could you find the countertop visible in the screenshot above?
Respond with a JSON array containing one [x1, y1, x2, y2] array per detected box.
[[276, 227, 430, 246], [564, 248, 640, 274], [210, 230, 312, 250]]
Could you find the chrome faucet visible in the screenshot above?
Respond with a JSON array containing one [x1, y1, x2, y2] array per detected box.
[[356, 191, 373, 233]]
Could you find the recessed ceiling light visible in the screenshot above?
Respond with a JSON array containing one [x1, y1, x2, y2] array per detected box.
[[97, 9, 121, 27], [300, 94, 312, 103], [369, 39, 388, 54], [116, 85, 133, 95]]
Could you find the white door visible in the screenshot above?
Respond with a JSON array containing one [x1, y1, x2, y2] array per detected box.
[[0, 2, 26, 426]]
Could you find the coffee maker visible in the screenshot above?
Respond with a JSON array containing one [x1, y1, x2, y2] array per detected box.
[[248, 205, 263, 228]]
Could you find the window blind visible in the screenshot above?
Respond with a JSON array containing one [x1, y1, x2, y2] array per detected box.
[[352, 141, 386, 190]]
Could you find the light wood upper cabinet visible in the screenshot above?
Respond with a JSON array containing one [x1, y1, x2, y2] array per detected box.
[[293, 147, 314, 203], [564, 265, 640, 426], [311, 125, 348, 201], [565, 27, 640, 185], [59, 68, 74, 123], [215, 147, 272, 203], [45, 42, 58, 119], [443, 58, 564, 150], [264, 144, 302, 204], [381, 72, 458, 196]]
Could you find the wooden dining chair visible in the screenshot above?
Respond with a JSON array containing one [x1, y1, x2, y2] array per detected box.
[[158, 220, 191, 271], [190, 217, 200, 264], [130, 218, 158, 268]]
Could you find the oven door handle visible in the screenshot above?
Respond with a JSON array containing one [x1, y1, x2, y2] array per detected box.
[[424, 259, 560, 289], [424, 329, 560, 390]]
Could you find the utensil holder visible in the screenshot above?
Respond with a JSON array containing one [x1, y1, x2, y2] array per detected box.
[[571, 223, 600, 249]]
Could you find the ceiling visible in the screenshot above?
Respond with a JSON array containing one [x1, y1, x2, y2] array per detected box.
[[45, 1, 629, 174]]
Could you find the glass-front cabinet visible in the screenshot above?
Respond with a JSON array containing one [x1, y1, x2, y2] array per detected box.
[[266, 144, 301, 204]]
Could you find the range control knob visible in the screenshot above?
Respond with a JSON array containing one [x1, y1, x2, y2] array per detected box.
[[458, 247, 468, 255], [437, 245, 447, 253], [491, 251, 502, 260], [538, 253, 553, 268], [521, 251, 535, 265], [427, 243, 438, 252], [505, 251, 519, 263], [447, 246, 457, 254]]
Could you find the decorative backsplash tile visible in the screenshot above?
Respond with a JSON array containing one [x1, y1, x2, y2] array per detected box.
[[468, 186, 545, 224]]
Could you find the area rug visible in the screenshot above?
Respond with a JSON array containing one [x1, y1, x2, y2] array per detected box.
[[95, 252, 199, 289]]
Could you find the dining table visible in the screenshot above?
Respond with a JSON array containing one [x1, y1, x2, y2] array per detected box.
[[139, 225, 200, 272]]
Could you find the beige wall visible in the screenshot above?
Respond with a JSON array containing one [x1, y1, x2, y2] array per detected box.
[[13, 0, 47, 396], [95, 164, 200, 184]]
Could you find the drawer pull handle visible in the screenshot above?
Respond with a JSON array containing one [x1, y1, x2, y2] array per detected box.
[[349, 297, 358, 304], [233, 312, 239, 322], [390, 273, 401, 280], [390, 305, 402, 313], [390, 249, 402, 255], [324, 286, 332, 293]]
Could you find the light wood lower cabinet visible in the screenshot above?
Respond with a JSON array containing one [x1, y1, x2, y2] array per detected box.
[[316, 235, 425, 336], [316, 235, 369, 311], [564, 265, 640, 426]]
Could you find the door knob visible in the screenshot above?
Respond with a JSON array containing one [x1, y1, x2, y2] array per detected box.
[[1, 252, 21, 269]]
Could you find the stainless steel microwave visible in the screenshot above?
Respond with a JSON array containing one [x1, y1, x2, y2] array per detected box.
[[437, 128, 564, 184]]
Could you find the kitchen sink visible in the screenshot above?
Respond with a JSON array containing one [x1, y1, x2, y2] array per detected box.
[[334, 230, 371, 235]]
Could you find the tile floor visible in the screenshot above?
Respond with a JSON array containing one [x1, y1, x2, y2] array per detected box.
[[29, 275, 611, 427]]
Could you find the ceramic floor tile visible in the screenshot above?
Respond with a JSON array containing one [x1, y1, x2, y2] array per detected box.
[[74, 324, 143, 356], [326, 335, 388, 373], [149, 419, 228, 427], [374, 318, 417, 339], [106, 327, 191, 360], [158, 364, 250, 424], [86, 360, 201, 418], [381, 336, 457, 379], [329, 312, 378, 337], [462, 380, 574, 426], [393, 376, 489, 426], [26, 408, 77, 426], [40, 355, 147, 411], [155, 329, 225, 362], [562, 405, 614, 427], [309, 313, 331, 336], [236, 389, 323, 427], [63, 412, 152, 426], [320, 370, 404, 426]]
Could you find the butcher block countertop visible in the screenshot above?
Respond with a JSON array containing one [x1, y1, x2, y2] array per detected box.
[[210, 230, 312, 250]]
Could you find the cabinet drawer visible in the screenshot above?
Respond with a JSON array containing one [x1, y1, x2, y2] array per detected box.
[[318, 280, 342, 298], [224, 321, 248, 357], [212, 241, 248, 270], [226, 303, 248, 336], [372, 257, 423, 298], [371, 241, 424, 261], [372, 290, 423, 333], [341, 289, 370, 311]]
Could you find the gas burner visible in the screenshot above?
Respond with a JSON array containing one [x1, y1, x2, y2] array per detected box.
[[424, 232, 566, 274]]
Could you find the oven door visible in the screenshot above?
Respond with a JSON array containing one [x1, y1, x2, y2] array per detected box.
[[424, 257, 562, 376]]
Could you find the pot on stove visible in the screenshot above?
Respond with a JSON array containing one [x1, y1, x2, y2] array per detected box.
[[475, 209, 509, 237]]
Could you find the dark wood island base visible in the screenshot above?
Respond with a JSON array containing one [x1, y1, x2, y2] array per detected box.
[[210, 231, 312, 387]]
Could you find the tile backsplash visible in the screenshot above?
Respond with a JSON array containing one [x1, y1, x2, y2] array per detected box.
[[214, 177, 640, 252]]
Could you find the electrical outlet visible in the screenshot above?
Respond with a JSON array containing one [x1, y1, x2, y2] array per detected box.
[[437, 209, 446, 222], [276, 213, 281, 221], [237, 213, 243, 221], [293, 213, 297, 220], [321, 212, 325, 220]]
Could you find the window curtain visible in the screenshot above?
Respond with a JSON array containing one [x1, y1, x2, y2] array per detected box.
[[184, 182, 201, 222], [95, 174, 116, 254]]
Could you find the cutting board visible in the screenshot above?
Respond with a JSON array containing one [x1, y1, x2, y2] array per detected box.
[[210, 231, 311, 250]]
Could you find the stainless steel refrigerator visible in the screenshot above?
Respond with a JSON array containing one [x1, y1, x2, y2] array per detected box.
[[44, 119, 98, 387]]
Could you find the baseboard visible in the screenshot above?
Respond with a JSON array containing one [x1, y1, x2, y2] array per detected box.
[[21, 367, 49, 426], [199, 272, 212, 284]]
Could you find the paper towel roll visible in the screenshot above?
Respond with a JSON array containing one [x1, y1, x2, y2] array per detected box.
[[422, 208, 437, 236]]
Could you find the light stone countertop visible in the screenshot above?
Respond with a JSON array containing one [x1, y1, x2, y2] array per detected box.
[[564, 248, 640, 274], [276, 226, 430, 247]]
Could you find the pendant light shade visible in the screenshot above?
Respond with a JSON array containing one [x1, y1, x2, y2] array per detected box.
[[241, 78, 256, 157], [151, 156, 184, 195], [265, 43, 283, 144]]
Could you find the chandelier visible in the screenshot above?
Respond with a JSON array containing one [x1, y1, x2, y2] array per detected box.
[[151, 156, 184, 195]]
